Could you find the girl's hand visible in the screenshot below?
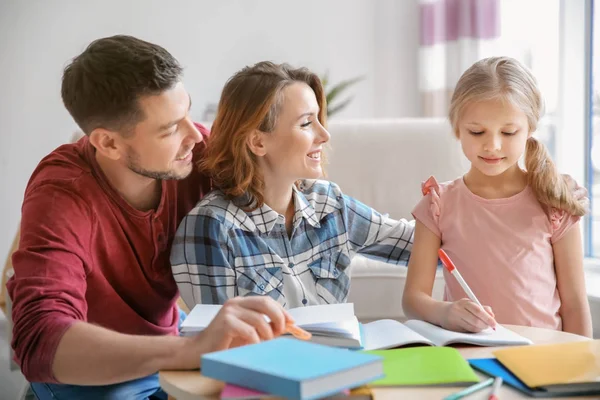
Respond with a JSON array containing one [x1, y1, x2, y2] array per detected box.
[[438, 298, 497, 333]]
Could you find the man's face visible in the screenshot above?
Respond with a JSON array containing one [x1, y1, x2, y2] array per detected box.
[[121, 82, 202, 180]]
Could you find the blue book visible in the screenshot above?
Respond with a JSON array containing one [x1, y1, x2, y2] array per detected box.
[[201, 337, 384, 400], [468, 358, 600, 397]]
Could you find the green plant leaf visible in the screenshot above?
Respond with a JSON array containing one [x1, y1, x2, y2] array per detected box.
[[320, 71, 330, 89], [328, 97, 354, 117], [326, 76, 364, 105]]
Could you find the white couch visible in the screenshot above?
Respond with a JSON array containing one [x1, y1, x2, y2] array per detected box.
[[325, 119, 471, 322]]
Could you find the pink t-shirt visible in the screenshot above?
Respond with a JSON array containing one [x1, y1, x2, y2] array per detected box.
[[411, 176, 580, 330]]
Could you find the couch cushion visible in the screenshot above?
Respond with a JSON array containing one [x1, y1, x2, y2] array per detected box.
[[325, 120, 458, 321], [326, 119, 469, 220]]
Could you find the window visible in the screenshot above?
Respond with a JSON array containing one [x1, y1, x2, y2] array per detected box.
[[498, 0, 560, 157], [591, 0, 600, 257], [502, 1, 595, 258]]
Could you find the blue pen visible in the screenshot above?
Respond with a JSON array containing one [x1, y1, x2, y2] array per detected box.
[[443, 378, 495, 400]]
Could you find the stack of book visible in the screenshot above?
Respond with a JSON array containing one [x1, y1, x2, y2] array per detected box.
[[201, 337, 382, 400], [469, 340, 600, 397], [184, 302, 538, 398]]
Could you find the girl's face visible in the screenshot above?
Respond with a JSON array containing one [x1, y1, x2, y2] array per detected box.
[[457, 97, 531, 178], [255, 82, 330, 186]]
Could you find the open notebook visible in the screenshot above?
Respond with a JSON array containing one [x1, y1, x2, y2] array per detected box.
[[362, 319, 532, 349], [181, 303, 532, 349]]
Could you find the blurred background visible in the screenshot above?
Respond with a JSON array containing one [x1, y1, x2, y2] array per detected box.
[[2, 0, 593, 262], [1, 0, 597, 279]]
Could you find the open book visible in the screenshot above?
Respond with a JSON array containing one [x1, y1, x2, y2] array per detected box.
[[180, 303, 532, 349], [181, 303, 364, 348]]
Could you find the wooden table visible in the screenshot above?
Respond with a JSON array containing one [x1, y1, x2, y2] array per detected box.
[[159, 325, 593, 400]]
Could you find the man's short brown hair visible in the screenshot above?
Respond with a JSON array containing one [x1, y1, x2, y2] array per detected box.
[[61, 35, 183, 135]]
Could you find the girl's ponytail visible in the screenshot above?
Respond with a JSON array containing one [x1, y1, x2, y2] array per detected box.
[[525, 136, 586, 216]]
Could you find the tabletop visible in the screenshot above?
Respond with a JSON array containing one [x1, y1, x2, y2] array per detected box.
[[159, 325, 593, 400]]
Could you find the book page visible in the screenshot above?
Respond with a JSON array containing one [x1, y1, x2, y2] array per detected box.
[[180, 304, 222, 333], [288, 303, 356, 326], [291, 305, 360, 345], [362, 319, 434, 350], [302, 317, 360, 338], [303, 318, 362, 348], [404, 320, 533, 347], [182, 303, 357, 335]]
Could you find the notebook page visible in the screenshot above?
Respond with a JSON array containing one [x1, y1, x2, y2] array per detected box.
[[404, 320, 533, 346], [362, 319, 434, 350]]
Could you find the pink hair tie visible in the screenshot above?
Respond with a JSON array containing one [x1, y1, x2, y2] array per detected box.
[[549, 208, 564, 231]]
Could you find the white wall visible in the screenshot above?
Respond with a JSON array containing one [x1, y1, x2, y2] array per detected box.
[[373, 0, 420, 117], [0, 0, 420, 265]]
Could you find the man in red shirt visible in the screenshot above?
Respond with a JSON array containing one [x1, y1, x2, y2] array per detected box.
[[7, 35, 291, 399]]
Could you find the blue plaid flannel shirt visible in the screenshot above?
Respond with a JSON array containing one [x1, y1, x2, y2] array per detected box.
[[171, 179, 414, 308]]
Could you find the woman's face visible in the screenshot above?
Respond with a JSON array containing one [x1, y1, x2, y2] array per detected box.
[[256, 82, 330, 185]]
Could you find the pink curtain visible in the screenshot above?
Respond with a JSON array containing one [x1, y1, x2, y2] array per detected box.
[[419, 0, 500, 117]]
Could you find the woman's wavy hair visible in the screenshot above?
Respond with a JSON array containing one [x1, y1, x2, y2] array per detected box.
[[200, 61, 327, 209]]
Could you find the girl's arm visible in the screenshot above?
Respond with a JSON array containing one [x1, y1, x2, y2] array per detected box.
[[553, 222, 593, 337], [402, 220, 496, 332], [402, 220, 442, 323]]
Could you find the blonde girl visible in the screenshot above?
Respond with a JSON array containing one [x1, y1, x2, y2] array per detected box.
[[402, 57, 592, 337]]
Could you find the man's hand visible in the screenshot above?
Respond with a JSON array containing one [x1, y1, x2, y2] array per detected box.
[[176, 296, 293, 370], [201, 296, 293, 350], [50, 297, 293, 383]]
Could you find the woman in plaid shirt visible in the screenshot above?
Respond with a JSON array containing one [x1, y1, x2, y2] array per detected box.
[[171, 61, 415, 309]]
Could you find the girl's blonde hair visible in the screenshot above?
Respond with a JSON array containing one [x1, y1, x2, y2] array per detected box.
[[200, 61, 327, 209], [449, 56, 586, 216]]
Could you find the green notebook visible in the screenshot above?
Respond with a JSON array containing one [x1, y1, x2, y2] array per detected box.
[[363, 347, 479, 386]]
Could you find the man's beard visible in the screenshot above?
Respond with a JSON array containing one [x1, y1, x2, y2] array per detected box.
[[125, 146, 191, 181]]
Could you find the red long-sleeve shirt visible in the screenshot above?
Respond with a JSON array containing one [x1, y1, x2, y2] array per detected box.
[[7, 124, 211, 383]]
